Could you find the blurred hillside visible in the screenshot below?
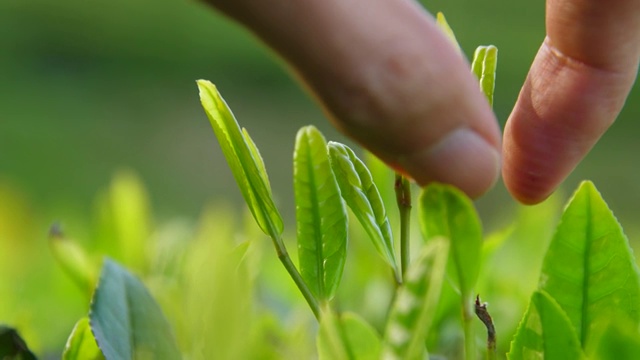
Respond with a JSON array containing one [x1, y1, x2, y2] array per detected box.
[[1, 0, 639, 229]]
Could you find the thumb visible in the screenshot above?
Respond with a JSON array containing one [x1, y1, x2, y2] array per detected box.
[[208, 0, 502, 197]]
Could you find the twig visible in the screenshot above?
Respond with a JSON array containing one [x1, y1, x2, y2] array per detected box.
[[475, 295, 497, 360]]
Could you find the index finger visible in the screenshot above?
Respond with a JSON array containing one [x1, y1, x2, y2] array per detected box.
[[503, 0, 640, 204]]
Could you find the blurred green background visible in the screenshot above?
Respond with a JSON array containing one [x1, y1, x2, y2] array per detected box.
[[2, 0, 639, 225], [1, 0, 640, 355]]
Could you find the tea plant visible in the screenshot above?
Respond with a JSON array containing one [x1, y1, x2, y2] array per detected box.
[[2, 12, 640, 360]]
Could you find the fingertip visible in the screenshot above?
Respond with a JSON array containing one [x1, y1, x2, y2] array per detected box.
[[502, 95, 564, 206], [502, 160, 554, 205], [503, 38, 633, 206], [400, 128, 502, 198]]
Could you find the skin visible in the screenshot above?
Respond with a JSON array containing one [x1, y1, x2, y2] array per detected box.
[[204, 0, 640, 204]]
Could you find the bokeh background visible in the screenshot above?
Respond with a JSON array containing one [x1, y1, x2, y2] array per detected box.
[[3, 0, 640, 225], [1, 0, 639, 355]]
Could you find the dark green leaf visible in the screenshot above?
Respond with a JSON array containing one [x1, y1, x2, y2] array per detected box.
[[419, 184, 482, 302], [63, 317, 104, 360], [508, 291, 585, 360], [197, 80, 283, 236], [295, 126, 348, 301], [328, 142, 399, 280], [539, 181, 640, 349], [0, 326, 37, 360], [90, 259, 181, 360], [382, 239, 449, 360]]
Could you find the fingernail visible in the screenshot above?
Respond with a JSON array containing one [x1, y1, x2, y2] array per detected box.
[[399, 128, 501, 197]]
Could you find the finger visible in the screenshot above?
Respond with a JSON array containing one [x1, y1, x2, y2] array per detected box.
[[503, 0, 640, 204], [206, 0, 502, 198]]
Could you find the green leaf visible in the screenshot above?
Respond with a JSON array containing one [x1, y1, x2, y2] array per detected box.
[[328, 142, 400, 281], [419, 184, 482, 302], [471, 47, 486, 83], [592, 319, 640, 359], [49, 223, 97, 297], [363, 152, 397, 215], [109, 171, 151, 271], [539, 181, 640, 349], [471, 45, 498, 107], [419, 184, 482, 358], [183, 207, 254, 359], [0, 326, 37, 360], [382, 238, 449, 360], [243, 128, 273, 192], [317, 310, 349, 360], [508, 291, 585, 360], [318, 311, 382, 360], [90, 259, 181, 360], [435, 12, 461, 51], [295, 126, 348, 301], [63, 317, 104, 360], [197, 80, 283, 237]]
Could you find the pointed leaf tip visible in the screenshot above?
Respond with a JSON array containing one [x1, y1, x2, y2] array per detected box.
[[435, 12, 461, 52], [198, 79, 283, 236], [63, 317, 104, 360], [539, 181, 640, 349]]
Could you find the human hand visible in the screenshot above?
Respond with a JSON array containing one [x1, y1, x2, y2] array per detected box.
[[205, 0, 640, 204]]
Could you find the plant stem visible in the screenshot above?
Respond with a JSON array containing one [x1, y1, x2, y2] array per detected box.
[[462, 294, 476, 360], [395, 174, 412, 277], [271, 234, 322, 320]]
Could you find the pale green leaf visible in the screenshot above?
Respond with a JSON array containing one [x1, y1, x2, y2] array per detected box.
[[243, 127, 273, 193], [435, 12, 461, 52], [295, 126, 348, 301], [419, 183, 482, 301], [318, 311, 381, 360], [363, 152, 396, 215], [471, 46, 498, 107], [63, 317, 105, 360], [328, 142, 399, 281], [508, 291, 585, 360], [317, 310, 349, 360], [49, 224, 97, 297], [197, 79, 283, 236], [109, 171, 151, 271], [183, 207, 254, 359], [382, 238, 449, 360], [93, 171, 151, 271], [90, 259, 181, 360], [471, 47, 486, 83], [539, 181, 640, 349]]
